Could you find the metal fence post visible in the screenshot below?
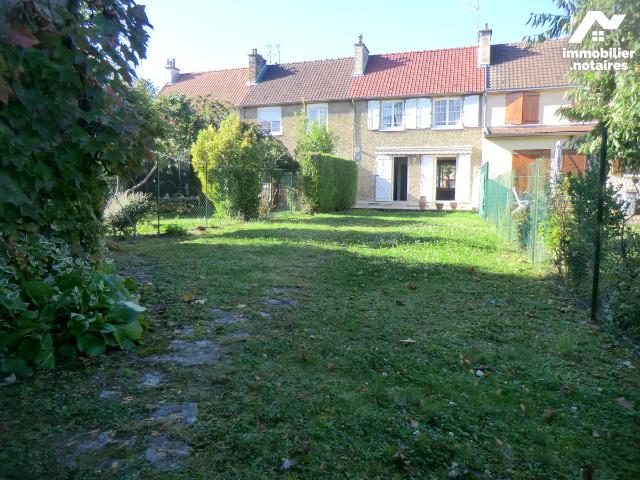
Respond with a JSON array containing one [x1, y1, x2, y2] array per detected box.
[[531, 157, 540, 264], [204, 158, 209, 229], [156, 156, 160, 236], [591, 127, 608, 321]]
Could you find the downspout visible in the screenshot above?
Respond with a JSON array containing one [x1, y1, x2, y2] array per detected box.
[[351, 99, 357, 161]]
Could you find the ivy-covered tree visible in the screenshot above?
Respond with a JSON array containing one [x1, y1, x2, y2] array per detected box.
[[0, 0, 153, 374], [528, 0, 640, 172]]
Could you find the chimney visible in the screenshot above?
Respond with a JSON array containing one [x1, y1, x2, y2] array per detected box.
[[478, 23, 492, 66], [353, 34, 369, 76], [164, 58, 180, 85], [248, 48, 267, 84]]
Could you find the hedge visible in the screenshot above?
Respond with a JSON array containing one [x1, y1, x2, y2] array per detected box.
[[299, 153, 357, 212]]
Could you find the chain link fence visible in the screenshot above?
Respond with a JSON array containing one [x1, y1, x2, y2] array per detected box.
[[105, 160, 300, 237], [479, 155, 640, 334]]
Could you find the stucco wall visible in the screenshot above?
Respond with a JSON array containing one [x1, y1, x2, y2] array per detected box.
[[486, 88, 572, 127], [482, 135, 574, 178], [353, 101, 483, 205]]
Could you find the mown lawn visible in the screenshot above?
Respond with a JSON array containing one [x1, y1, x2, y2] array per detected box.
[[1, 210, 638, 479]]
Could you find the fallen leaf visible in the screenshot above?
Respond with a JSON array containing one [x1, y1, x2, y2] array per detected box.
[[108, 430, 117, 437], [6, 24, 40, 48], [180, 294, 194, 302], [616, 397, 635, 410], [151, 430, 162, 437], [400, 338, 416, 345], [467, 266, 476, 273]]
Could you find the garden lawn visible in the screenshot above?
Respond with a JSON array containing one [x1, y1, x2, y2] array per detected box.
[[1, 210, 638, 479]]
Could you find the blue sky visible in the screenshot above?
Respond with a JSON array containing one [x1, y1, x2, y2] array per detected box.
[[137, 0, 563, 89]]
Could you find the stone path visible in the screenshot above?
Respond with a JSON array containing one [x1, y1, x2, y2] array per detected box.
[[71, 282, 303, 471]]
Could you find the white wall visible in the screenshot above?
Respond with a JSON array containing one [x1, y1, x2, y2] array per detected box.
[[482, 135, 573, 178], [486, 89, 572, 128]]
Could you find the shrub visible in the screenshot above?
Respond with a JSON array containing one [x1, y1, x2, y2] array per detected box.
[[298, 153, 357, 213], [0, 235, 146, 376], [104, 191, 152, 235], [164, 223, 187, 236], [512, 204, 532, 251], [191, 114, 266, 220]]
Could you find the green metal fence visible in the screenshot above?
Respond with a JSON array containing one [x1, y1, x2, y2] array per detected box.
[[479, 157, 549, 266]]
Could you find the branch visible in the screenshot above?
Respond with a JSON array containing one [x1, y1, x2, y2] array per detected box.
[[123, 160, 157, 194]]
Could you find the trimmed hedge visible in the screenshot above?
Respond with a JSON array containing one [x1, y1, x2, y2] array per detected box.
[[299, 153, 357, 212]]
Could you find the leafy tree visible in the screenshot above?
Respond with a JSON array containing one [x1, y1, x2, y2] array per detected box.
[[528, 0, 640, 172], [294, 106, 335, 157], [191, 114, 267, 220]]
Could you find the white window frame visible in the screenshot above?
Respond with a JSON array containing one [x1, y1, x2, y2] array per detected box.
[[307, 103, 329, 129], [432, 97, 463, 129], [257, 106, 282, 135], [380, 100, 405, 131]]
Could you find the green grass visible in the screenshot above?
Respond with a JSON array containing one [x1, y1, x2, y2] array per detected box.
[[1, 210, 638, 479]]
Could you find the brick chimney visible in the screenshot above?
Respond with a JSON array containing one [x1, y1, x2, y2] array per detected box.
[[478, 23, 492, 66], [164, 58, 180, 85], [353, 34, 369, 76], [247, 48, 267, 85]]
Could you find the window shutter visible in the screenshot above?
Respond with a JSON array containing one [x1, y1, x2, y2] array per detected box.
[[522, 92, 540, 124], [404, 99, 417, 129], [417, 98, 431, 129], [375, 155, 392, 201], [505, 92, 523, 125], [462, 95, 480, 127], [420, 155, 434, 201], [455, 154, 471, 202], [367, 100, 380, 130]]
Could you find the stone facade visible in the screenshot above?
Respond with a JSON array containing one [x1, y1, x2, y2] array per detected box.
[[244, 100, 483, 209]]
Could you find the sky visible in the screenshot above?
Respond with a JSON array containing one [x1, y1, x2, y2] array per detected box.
[[137, 0, 563, 90]]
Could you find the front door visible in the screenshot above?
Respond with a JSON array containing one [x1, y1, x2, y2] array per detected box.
[[393, 157, 408, 201], [436, 158, 456, 201], [375, 156, 393, 201]]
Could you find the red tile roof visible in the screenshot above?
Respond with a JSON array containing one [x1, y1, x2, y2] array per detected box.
[[159, 67, 249, 106], [348, 47, 485, 99], [240, 57, 353, 106]]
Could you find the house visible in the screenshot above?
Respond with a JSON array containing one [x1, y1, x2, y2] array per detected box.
[[160, 28, 595, 211]]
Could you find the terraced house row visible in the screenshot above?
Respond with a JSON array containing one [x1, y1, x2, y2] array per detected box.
[[161, 26, 596, 210]]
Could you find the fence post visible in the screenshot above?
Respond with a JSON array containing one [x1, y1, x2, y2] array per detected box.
[[531, 157, 540, 264], [156, 156, 160, 236], [591, 127, 608, 321], [204, 158, 209, 229]]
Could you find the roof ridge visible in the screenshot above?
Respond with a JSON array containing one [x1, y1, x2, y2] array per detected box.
[[179, 66, 248, 76], [492, 37, 569, 48], [373, 45, 478, 57]]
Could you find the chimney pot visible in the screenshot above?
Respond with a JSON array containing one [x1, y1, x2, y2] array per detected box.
[[164, 58, 180, 85]]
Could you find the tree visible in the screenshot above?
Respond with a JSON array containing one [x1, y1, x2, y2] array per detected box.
[[191, 114, 267, 220], [528, 0, 640, 172], [294, 106, 335, 157]]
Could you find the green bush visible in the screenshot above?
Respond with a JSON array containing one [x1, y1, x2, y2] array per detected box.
[[164, 223, 187, 236], [298, 153, 357, 213], [0, 235, 146, 376], [192, 114, 266, 220], [512, 204, 532, 251], [104, 191, 152, 235]]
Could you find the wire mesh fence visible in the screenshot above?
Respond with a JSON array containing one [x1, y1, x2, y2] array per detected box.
[[104, 159, 300, 237], [479, 154, 640, 334]]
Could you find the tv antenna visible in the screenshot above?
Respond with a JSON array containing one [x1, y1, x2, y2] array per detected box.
[[265, 43, 281, 64], [459, 0, 481, 39]]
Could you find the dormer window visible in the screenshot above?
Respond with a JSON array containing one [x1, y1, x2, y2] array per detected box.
[[381, 100, 404, 130]]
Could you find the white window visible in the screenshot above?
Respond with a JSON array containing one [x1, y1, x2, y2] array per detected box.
[[381, 100, 404, 130], [307, 103, 328, 128], [433, 98, 462, 127], [257, 106, 282, 135]]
